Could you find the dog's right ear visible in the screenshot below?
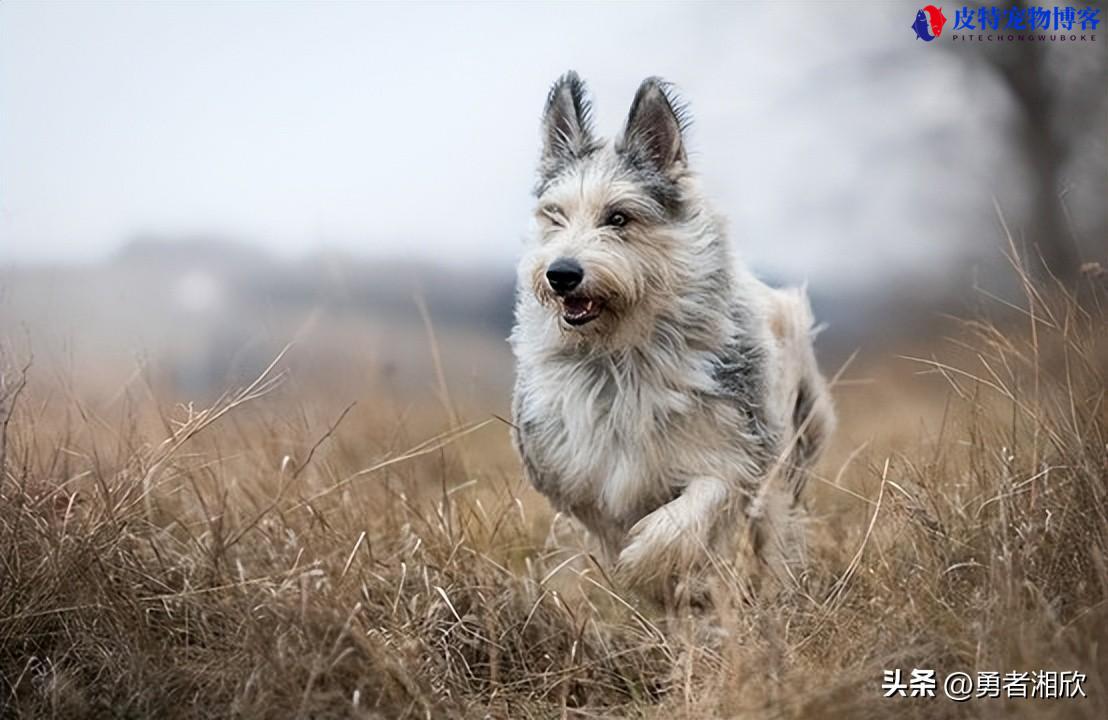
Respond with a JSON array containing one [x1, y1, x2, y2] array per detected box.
[[540, 71, 596, 173]]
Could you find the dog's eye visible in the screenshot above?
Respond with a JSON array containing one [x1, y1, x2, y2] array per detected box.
[[542, 205, 565, 227], [604, 211, 629, 228]]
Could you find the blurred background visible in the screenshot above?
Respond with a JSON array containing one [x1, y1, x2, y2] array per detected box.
[[1, 1, 1105, 424]]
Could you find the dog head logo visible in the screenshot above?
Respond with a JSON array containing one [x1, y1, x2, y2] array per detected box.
[[911, 6, 947, 41], [520, 72, 701, 347]]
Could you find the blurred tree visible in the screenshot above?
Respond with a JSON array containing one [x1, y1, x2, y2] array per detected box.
[[953, 0, 1107, 281]]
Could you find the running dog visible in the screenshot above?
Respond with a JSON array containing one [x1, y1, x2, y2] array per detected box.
[[511, 72, 835, 603]]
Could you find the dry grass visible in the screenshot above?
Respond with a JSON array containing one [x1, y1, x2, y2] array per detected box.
[[1, 272, 1105, 719]]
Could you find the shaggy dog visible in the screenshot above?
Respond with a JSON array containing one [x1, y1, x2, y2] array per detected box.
[[511, 72, 835, 603]]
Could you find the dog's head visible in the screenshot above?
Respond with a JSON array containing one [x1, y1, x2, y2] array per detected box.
[[520, 72, 704, 347]]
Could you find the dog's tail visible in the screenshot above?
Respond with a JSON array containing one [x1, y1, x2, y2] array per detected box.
[[765, 287, 836, 503]]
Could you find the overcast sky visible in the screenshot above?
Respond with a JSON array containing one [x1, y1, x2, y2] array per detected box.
[[1, 1, 1019, 287]]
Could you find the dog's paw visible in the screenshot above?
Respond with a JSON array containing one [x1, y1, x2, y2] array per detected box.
[[616, 518, 716, 609], [615, 508, 690, 589], [614, 479, 727, 600]]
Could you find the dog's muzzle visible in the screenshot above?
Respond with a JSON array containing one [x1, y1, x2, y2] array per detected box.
[[546, 258, 604, 326]]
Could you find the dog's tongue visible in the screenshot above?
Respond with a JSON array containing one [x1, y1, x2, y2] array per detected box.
[[564, 297, 593, 316]]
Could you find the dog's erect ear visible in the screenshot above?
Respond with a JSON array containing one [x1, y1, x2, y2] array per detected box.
[[540, 71, 596, 170], [619, 77, 689, 174]]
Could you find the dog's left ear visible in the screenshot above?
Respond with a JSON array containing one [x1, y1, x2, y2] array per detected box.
[[619, 77, 689, 175]]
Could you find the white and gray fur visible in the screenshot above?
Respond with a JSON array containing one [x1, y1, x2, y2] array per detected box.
[[511, 72, 835, 602]]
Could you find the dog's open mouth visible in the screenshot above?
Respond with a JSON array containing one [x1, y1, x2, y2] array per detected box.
[[561, 296, 604, 326]]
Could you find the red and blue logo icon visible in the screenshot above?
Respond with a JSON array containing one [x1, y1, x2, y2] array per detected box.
[[912, 5, 948, 40]]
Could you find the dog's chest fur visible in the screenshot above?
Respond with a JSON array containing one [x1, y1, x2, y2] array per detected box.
[[513, 331, 759, 531]]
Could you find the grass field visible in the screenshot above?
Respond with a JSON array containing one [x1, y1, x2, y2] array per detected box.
[[1, 270, 1105, 719]]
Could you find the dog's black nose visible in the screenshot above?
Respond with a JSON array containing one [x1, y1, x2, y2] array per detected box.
[[546, 258, 583, 295]]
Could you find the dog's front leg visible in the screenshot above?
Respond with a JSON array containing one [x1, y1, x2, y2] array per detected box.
[[615, 476, 730, 599]]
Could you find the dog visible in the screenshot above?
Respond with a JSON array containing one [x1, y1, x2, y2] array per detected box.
[[510, 72, 835, 604]]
